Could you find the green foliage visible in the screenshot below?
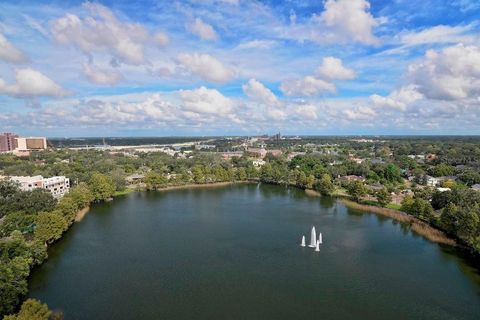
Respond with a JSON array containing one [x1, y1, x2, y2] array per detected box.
[[89, 172, 116, 201], [314, 174, 334, 195], [384, 164, 402, 183], [429, 163, 455, 177], [145, 171, 167, 190], [376, 188, 392, 207], [0, 232, 33, 316], [0, 212, 36, 237], [34, 212, 68, 244], [0, 185, 56, 218], [345, 181, 367, 202], [4, 299, 51, 320], [66, 183, 94, 209], [401, 195, 434, 222]]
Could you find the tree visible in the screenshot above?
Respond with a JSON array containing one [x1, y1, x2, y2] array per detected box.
[[236, 167, 247, 181], [192, 166, 205, 184], [34, 212, 68, 244], [456, 206, 480, 247], [1, 189, 56, 218], [376, 188, 392, 207], [439, 203, 458, 235], [305, 175, 315, 189], [384, 164, 402, 183], [144, 171, 167, 190], [4, 299, 51, 320], [429, 163, 455, 177], [346, 181, 367, 202], [89, 172, 115, 201], [0, 256, 30, 316], [401, 196, 433, 221], [0, 212, 36, 237], [314, 174, 335, 195], [67, 183, 94, 209]]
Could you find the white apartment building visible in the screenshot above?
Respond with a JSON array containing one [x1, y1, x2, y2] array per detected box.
[[7, 175, 70, 198]]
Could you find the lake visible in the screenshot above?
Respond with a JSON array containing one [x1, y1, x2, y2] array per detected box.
[[29, 183, 480, 319]]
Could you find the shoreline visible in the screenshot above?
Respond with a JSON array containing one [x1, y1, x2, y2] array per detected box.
[[83, 183, 458, 248], [155, 180, 255, 192], [74, 207, 90, 222], [341, 199, 457, 247], [304, 188, 457, 247]]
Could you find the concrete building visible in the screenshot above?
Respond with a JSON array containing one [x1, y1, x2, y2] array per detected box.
[[0, 133, 18, 152], [7, 175, 70, 198], [15, 137, 47, 151]]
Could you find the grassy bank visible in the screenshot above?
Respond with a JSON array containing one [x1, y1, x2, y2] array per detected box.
[[341, 199, 457, 247]]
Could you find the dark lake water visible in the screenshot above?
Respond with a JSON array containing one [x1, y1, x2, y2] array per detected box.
[[29, 183, 480, 319]]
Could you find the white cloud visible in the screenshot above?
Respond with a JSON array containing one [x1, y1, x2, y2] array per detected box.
[[295, 104, 318, 120], [50, 2, 150, 65], [176, 53, 235, 83], [242, 79, 279, 106], [398, 25, 476, 48], [186, 18, 218, 41], [344, 106, 377, 120], [280, 76, 336, 96], [317, 57, 356, 80], [0, 32, 27, 63], [153, 32, 169, 47], [370, 85, 423, 111], [179, 86, 235, 114], [318, 0, 380, 45], [407, 44, 480, 100], [0, 68, 69, 98], [266, 107, 287, 121], [236, 40, 277, 50], [82, 63, 123, 85]]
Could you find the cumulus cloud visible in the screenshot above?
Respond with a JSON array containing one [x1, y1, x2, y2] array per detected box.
[[318, 0, 380, 45], [407, 44, 480, 100], [179, 86, 235, 114], [49, 2, 151, 65], [280, 0, 383, 45], [370, 85, 423, 111], [153, 31, 169, 47], [0, 33, 27, 63], [82, 63, 123, 85], [344, 106, 377, 120], [0, 68, 69, 98], [295, 104, 318, 120], [236, 40, 277, 50], [176, 53, 235, 83], [280, 76, 336, 96], [186, 18, 218, 41], [317, 57, 356, 80], [399, 25, 477, 48], [242, 79, 279, 106]]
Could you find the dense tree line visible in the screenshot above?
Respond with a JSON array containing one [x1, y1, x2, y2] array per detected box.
[[1, 136, 480, 316], [0, 174, 115, 317]]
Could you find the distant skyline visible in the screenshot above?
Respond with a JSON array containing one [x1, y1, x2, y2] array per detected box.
[[0, 0, 479, 136]]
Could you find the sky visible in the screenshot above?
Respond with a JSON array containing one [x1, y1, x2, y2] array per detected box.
[[0, 0, 479, 137]]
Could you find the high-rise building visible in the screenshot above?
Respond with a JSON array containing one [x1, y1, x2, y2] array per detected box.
[[0, 133, 18, 152], [15, 137, 47, 151]]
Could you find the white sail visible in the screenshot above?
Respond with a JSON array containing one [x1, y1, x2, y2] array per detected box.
[[318, 232, 323, 244], [309, 226, 317, 247], [315, 240, 320, 252], [301, 235, 306, 247]]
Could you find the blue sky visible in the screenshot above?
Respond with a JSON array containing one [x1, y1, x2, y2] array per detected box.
[[0, 0, 479, 137]]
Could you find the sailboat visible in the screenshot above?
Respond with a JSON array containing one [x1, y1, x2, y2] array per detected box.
[[301, 235, 306, 247], [308, 226, 317, 248], [318, 232, 323, 244], [315, 240, 320, 252]]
